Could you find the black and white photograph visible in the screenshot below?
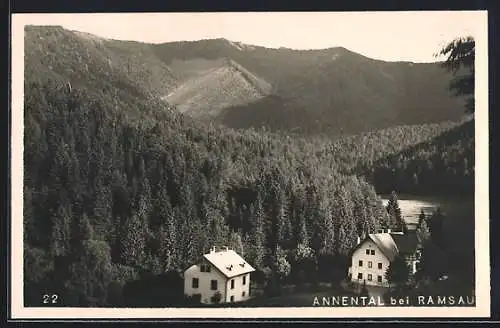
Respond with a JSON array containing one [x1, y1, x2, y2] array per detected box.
[[10, 11, 489, 319]]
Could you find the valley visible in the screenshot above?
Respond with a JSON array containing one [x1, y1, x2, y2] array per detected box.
[[22, 25, 475, 308]]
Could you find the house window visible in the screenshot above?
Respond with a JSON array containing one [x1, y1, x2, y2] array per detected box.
[[370, 250, 375, 255], [377, 275, 382, 283], [192, 278, 199, 289], [231, 279, 235, 289], [378, 263, 383, 270], [201, 264, 211, 272], [242, 275, 246, 285], [242, 291, 246, 297], [368, 261, 373, 268], [211, 280, 218, 290], [366, 249, 370, 255], [368, 274, 372, 281], [230, 296, 234, 302], [358, 273, 363, 280], [358, 260, 363, 267]]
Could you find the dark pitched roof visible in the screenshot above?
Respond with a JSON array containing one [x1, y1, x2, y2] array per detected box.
[[390, 231, 420, 255], [353, 231, 420, 262]]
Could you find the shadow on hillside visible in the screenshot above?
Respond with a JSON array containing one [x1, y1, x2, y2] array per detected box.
[[118, 271, 187, 307]]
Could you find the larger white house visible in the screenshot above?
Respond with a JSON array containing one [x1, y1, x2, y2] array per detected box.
[[348, 229, 421, 286], [184, 246, 256, 304]]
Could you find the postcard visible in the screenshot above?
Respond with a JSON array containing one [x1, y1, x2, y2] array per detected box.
[[10, 10, 489, 320]]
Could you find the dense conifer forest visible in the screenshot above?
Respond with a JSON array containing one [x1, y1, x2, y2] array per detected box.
[[23, 26, 475, 306]]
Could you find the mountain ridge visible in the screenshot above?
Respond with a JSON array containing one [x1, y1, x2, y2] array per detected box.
[[151, 34, 467, 135], [26, 25, 468, 137]]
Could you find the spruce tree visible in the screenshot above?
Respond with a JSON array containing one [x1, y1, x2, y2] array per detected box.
[[248, 194, 266, 269], [120, 213, 146, 268], [429, 207, 446, 249], [51, 204, 72, 257], [65, 240, 113, 306], [228, 231, 244, 255], [385, 256, 410, 288], [418, 208, 426, 226], [78, 214, 94, 241], [159, 214, 178, 272], [385, 191, 407, 233]]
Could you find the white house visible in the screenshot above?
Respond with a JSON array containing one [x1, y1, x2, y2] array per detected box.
[[348, 229, 421, 286], [184, 246, 256, 304]]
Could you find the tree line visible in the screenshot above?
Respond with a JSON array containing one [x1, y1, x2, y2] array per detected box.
[[24, 76, 401, 306], [23, 33, 475, 307], [364, 119, 474, 196]]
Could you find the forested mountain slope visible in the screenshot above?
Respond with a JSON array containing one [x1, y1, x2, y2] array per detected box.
[[24, 28, 396, 307], [365, 119, 475, 196], [23, 26, 473, 307], [164, 58, 272, 118], [25, 25, 178, 102], [27, 26, 467, 137], [153, 38, 467, 135]]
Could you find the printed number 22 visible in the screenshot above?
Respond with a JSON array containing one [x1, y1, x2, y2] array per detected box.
[[43, 294, 58, 304]]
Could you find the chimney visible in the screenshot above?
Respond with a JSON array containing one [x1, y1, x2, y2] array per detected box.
[[210, 246, 216, 254], [356, 236, 361, 245], [387, 229, 391, 233]]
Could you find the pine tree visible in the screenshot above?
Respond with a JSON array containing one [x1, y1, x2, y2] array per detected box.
[[228, 231, 244, 255], [416, 208, 431, 244], [272, 246, 291, 282], [429, 207, 446, 249], [93, 181, 113, 241], [416, 218, 431, 245], [159, 213, 178, 272], [385, 256, 410, 288], [385, 191, 406, 233], [277, 189, 293, 248], [297, 215, 310, 246], [248, 194, 266, 269], [23, 186, 36, 244], [51, 205, 72, 257], [317, 194, 336, 255], [65, 240, 113, 306], [78, 214, 94, 241], [437, 36, 475, 113], [418, 209, 426, 226], [120, 213, 146, 268], [335, 186, 356, 254]]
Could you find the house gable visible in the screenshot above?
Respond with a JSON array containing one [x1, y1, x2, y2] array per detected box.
[[348, 230, 423, 286], [367, 233, 399, 261], [350, 238, 392, 285], [184, 247, 255, 304], [352, 238, 391, 263], [183, 261, 228, 304]]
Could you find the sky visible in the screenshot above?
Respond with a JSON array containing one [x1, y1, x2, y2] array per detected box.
[[15, 11, 485, 62]]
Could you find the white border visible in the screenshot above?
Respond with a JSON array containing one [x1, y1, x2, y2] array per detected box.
[[10, 11, 490, 319]]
